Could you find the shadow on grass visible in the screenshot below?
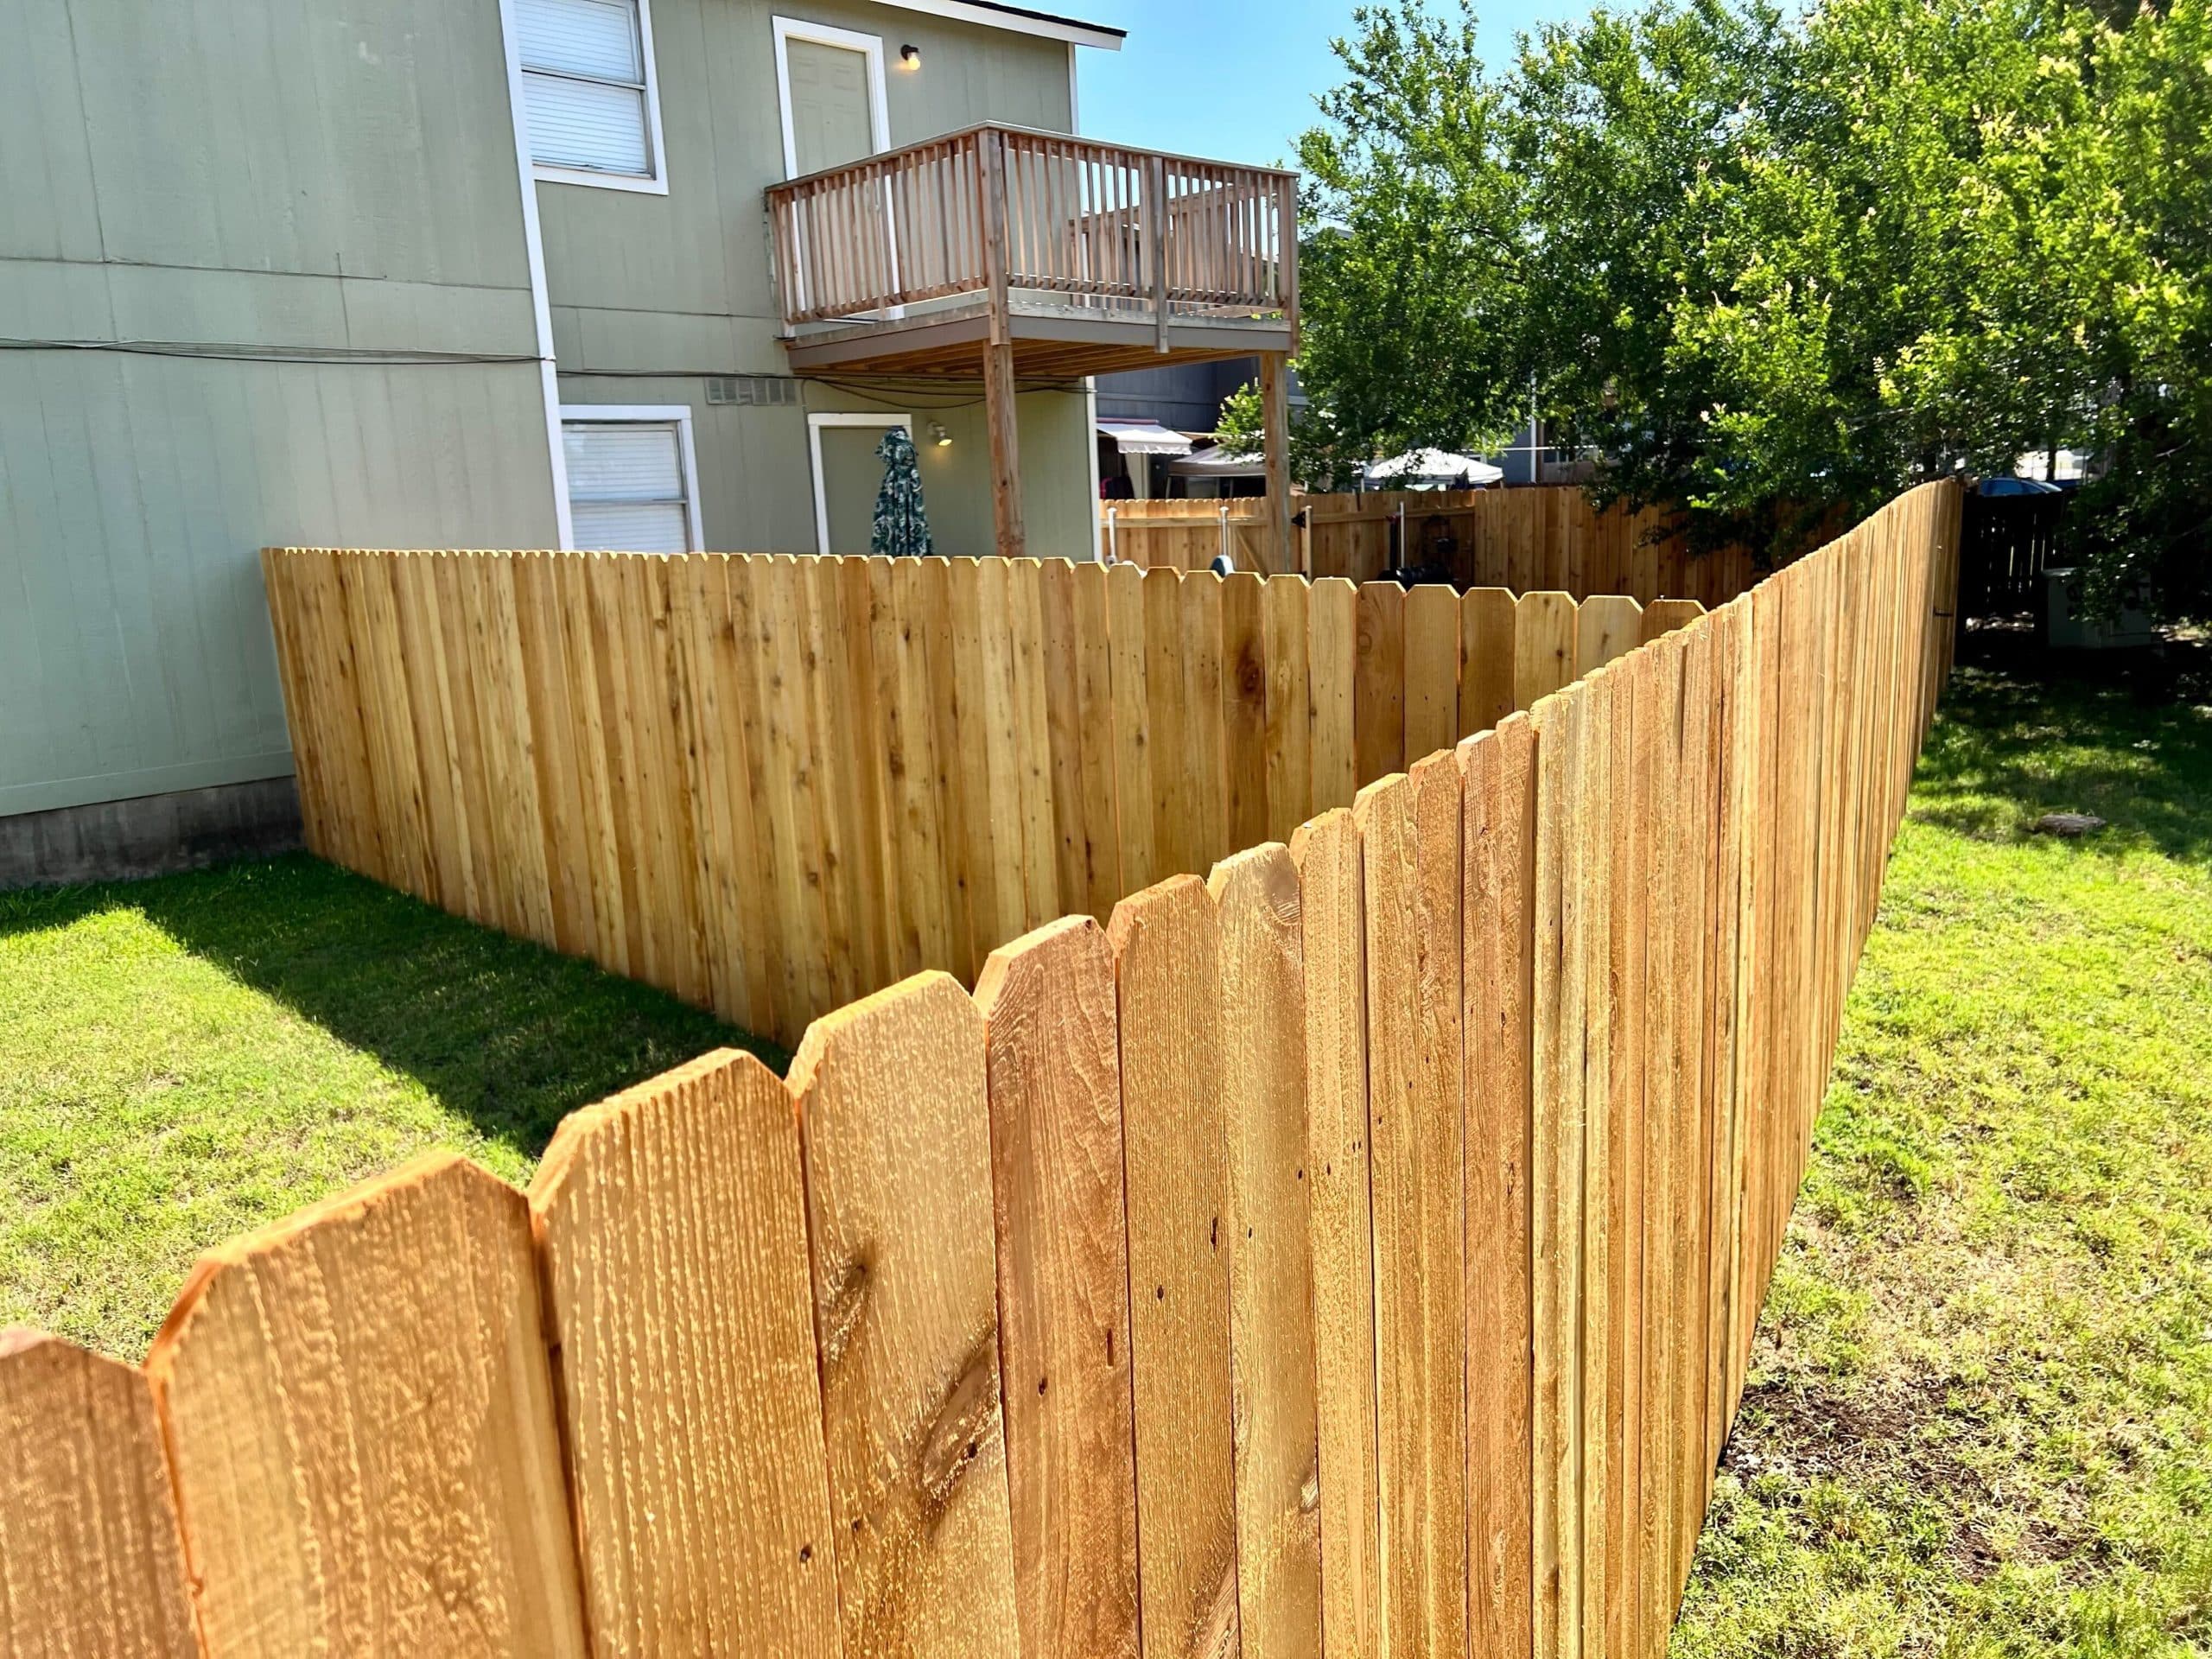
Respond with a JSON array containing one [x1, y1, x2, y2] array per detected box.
[[0, 853, 778, 1162], [1905, 629, 2212, 864]]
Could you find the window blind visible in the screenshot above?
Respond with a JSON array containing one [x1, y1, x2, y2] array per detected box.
[[563, 423, 691, 554], [518, 0, 652, 177]]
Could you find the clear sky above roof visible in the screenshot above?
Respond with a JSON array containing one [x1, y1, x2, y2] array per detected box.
[[1071, 0, 1580, 168]]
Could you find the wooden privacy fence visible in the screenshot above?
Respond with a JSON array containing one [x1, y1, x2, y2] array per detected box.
[[0, 482, 1962, 1659], [259, 550, 1700, 1047], [1100, 487, 1768, 603]]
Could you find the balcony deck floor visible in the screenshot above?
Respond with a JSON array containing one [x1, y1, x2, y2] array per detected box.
[[781, 296, 1294, 381]]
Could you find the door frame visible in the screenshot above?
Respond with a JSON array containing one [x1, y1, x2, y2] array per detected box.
[[808, 410, 912, 554], [772, 16, 892, 181]]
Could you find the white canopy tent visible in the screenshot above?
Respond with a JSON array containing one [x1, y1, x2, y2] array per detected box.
[[1096, 418, 1194, 457], [1165, 445, 1266, 479], [1363, 448, 1505, 488]]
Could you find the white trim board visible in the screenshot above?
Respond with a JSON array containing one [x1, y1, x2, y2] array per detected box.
[[560, 404, 707, 551], [525, 0, 672, 194], [772, 16, 893, 181], [864, 0, 1122, 50], [495, 0, 575, 549], [807, 410, 910, 555]]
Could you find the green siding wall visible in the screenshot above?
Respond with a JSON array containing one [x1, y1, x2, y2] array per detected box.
[[0, 0, 557, 817]]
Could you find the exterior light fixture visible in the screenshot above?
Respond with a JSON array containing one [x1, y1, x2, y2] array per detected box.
[[899, 43, 922, 69], [929, 419, 951, 447]]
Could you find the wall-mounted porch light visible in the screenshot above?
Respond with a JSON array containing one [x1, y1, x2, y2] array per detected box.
[[928, 419, 951, 447], [899, 43, 922, 70]]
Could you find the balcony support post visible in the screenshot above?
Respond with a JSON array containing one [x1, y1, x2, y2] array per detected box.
[[984, 340, 1027, 560], [1261, 352, 1295, 574]]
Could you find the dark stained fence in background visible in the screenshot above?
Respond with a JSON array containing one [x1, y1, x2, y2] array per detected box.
[[1958, 488, 2071, 619]]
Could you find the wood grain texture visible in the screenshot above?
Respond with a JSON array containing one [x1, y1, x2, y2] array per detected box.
[[1529, 685, 1585, 1659], [1460, 715, 1536, 1659], [1262, 576, 1313, 843], [1308, 578, 1358, 814], [1222, 572, 1273, 855], [1402, 583, 1461, 766], [0, 1332, 195, 1658], [1356, 758, 1468, 1659], [1109, 877, 1241, 1659], [1640, 598, 1706, 645], [1514, 594, 1578, 714], [1287, 809, 1383, 1659], [1572, 596, 1643, 679], [529, 1051, 840, 1659], [146, 1153, 587, 1659], [789, 971, 1020, 1659], [1459, 588, 1518, 738], [974, 918, 1141, 1659], [1353, 582, 1405, 788], [1208, 846, 1324, 1659]]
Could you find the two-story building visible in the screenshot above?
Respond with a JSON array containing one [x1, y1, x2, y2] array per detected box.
[[1, 0, 1296, 884]]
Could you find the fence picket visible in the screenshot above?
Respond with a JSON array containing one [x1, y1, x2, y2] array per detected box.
[[1460, 715, 1536, 1659], [146, 1154, 587, 1657], [1354, 582, 1405, 786], [1288, 809, 1384, 1659], [790, 973, 1020, 1658], [1110, 877, 1242, 1659], [530, 1051, 840, 1657], [1210, 846, 1325, 1659], [0, 1333, 196, 1657], [974, 919, 1143, 1659], [1357, 758, 1468, 1659]]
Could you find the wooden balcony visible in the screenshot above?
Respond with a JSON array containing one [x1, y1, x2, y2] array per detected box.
[[765, 124, 1299, 379]]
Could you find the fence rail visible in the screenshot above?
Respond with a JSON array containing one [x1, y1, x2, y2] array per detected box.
[[0, 482, 1961, 1659], [257, 554, 1694, 1047]]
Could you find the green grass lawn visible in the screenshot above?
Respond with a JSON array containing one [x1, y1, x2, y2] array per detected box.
[[0, 855, 767, 1360], [4, 639, 2209, 1649], [1674, 639, 2212, 1655]]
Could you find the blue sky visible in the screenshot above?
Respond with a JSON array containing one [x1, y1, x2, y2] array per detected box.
[[1071, 0, 1579, 166]]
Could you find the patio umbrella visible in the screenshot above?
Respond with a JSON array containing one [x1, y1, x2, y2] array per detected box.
[[870, 424, 934, 557]]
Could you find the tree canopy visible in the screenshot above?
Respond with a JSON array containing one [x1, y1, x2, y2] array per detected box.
[[1238, 0, 2210, 613]]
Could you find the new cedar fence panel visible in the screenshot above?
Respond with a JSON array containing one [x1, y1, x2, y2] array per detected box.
[[6, 482, 1956, 1657], [263, 553, 1692, 1046], [1100, 487, 1767, 601]]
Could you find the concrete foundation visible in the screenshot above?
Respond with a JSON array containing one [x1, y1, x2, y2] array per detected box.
[[0, 776, 303, 891]]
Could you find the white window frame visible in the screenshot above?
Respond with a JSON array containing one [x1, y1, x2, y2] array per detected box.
[[524, 0, 672, 195], [560, 404, 704, 552], [772, 16, 892, 181], [808, 411, 911, 555]]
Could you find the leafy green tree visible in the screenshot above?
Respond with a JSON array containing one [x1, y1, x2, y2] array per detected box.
[[1284, 0, 2212, 612]]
